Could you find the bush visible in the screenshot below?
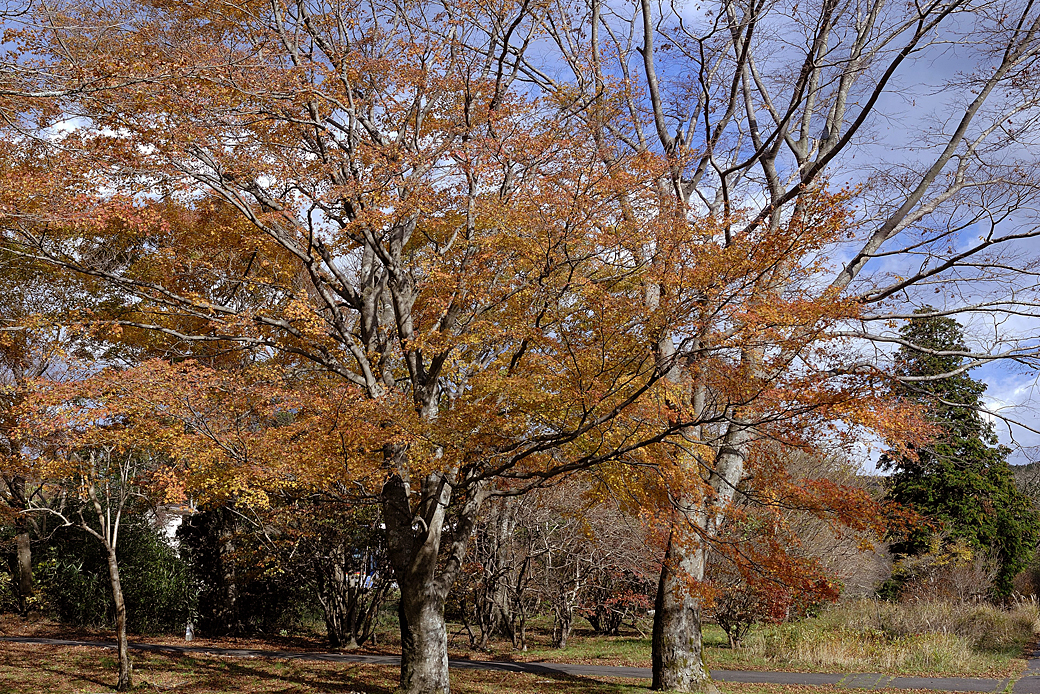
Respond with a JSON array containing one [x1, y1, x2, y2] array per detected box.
[[879, 537, 998, 603], [0, 570, 20, 614], [37, 519, 193, 633]]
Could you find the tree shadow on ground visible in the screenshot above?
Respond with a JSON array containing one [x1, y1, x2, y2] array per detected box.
[[148, 651, 641, 693], [0, 645, 114, 693]]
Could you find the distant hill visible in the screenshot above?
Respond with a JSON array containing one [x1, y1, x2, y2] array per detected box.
[[1013, 461, 1040, 494]]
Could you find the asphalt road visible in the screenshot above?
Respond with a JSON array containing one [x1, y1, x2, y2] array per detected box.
[[0, 635, 1032, 692]]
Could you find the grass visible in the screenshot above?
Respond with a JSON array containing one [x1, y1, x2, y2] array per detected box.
[[0, 642, 990, 694], [712, 599, 1038, 678], [440, 598, 1037, 679], [1, 597, 1035, 690], [457, 631, 653, 667]]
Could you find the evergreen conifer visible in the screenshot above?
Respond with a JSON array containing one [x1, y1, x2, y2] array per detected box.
[[881, 309, 1039, 596]]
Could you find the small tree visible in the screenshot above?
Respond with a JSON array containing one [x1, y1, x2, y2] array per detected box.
[[704, 446, 885, 647], [705, 560, 766, 649], [21, 375, 184, 691], [24, 445, 148, 691], [881, 310, 1040, 597], [274, 497, 391, 649]]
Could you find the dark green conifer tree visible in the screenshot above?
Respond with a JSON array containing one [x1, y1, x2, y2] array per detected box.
[[881, 309, 1039, 597]]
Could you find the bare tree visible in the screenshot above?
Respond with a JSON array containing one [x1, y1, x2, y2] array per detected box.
[[461, 482, 658, 651]]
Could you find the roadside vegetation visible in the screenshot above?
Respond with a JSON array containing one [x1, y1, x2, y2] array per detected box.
[[453, 599, 1036, 678], [711, 599, 1037, 677]]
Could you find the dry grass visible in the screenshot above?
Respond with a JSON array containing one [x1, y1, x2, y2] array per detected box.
[[718, 598, 1039, 677], [0, 641, 985, 694], [813, 598, 1040, 651], [0, 641, 647, 694]]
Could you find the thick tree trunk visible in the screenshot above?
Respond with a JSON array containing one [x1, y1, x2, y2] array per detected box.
[[398, 577, 450, 694], [490, 498, 515, 635], [105, 546, 132, 691], [652, 534, 715, 693], [652, 414, 750, 690], [9, 475, 32, 616], [382, 466, 489, 694]]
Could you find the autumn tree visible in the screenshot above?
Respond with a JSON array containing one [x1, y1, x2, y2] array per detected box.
[[0, 5, 711, 694], [0, 252, 100, 616], [0, 256, 56, 617], [18, 372, 188, 692], [881, 311, 1040, 597], [500, 0, 1040, 688], [5, 1, 1040, 693], [705, 448, 886, 648]]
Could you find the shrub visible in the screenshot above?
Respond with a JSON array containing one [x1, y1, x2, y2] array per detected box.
[[37, 519, 193, 633], [0, 570, 20, 614]]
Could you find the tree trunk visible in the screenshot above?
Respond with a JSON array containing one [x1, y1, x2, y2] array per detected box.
[[490, 498, 515, 634], [9, 475, 31, 616], [652, 414, 750, 691], [319, 591, 348, 649], [383, 475, 454, 694], [316, 541, 387, 649], [318, 542, 351, 649], [651, 533, 715, 693], [381, 467, 489, 694], [15, 530, 31, 616], [398, 577, 450, 694], [552, 607, 573, 649], [217, 508, 240, 634], [105, 546, 132, 691]]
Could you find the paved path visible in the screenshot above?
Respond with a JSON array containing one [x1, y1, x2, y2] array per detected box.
[[0, 635, 1026, 691], [1013, 639, 1040, 694]]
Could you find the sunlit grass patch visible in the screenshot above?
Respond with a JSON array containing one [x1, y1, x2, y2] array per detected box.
[[707, 599, 1037, 678]]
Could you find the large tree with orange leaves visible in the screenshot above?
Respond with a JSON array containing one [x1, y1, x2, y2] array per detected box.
[[0, 1, 981, 693], [513, 0, 1040, 688]]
